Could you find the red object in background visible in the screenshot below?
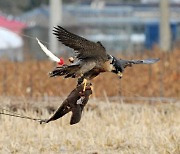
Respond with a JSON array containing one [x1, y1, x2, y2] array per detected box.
[[0, 16, 27, 34], [58, 57, 64, 65]]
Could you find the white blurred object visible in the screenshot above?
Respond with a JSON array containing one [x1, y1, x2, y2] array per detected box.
[[0, 27, 23, 61], [0, 27, 23, 49], [130, 34, 145, 43]]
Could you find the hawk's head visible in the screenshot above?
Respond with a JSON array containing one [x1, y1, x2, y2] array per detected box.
[[109, 56, 124, 78]]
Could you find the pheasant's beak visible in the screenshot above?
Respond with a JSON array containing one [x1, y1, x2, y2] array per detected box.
[[118, 72, 123, 78]]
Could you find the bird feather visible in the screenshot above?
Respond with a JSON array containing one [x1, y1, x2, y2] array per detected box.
[[36, 38, 60, 62], [130, 58, 160, 64]]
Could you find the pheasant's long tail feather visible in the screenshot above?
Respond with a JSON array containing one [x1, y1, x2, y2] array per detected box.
[[36, 38, 60, 63]]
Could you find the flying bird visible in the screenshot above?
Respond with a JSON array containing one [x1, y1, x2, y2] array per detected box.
[[37, 26, 159, 90]]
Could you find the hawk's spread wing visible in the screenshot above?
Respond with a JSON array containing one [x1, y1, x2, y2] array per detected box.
[[53, 26, 108, 60]]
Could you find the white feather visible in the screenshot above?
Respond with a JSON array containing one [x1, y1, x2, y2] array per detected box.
[[36, 38, 60, 62]]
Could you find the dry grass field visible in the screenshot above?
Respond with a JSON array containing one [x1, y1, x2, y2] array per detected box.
[[0, 49, 179, 153], [0, 98, 180, 154]]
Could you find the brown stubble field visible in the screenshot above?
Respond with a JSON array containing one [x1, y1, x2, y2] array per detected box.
[[0, 49, 179, 153], [0, 49, 179, 98]]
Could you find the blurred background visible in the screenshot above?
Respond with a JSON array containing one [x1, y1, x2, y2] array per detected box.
[[0, 0, 179, 100], [0, 2, 179, 153]]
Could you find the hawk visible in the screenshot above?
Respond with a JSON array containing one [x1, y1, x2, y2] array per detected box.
[[37, 26, 159, 90]]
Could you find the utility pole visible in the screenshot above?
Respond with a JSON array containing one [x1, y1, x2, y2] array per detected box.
[[49, 0, 62, 54], [160, 0, 171, 52]]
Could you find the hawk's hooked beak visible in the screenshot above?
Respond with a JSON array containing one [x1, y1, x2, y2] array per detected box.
[[118, 71, 123, 78]]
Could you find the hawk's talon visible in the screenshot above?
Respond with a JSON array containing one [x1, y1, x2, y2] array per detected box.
[[82, 79, 87, 92], [118, 72, 123, 78]]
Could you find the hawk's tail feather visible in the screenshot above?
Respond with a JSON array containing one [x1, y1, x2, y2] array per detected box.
[[129, 58, 160, 64], [49, 65, 80, 78]]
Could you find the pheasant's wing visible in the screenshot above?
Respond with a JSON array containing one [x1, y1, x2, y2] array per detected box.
[[70, 105, 82, 125], [53, 26, 108, 60]]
